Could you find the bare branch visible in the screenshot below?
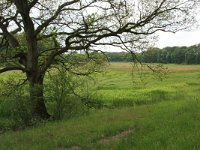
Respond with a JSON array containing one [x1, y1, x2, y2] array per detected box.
[[35, 0, 80, 35], [29, 0, 38, 9]]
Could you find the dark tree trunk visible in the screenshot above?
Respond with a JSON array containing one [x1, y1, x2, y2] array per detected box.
[[28, 74, 50, 119]]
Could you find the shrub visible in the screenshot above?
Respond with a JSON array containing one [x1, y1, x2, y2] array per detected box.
[[45, 67, 88, 120], [0, 76, 32, 129]]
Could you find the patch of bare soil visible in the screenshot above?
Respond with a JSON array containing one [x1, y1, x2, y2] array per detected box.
[[168, 67, 200, 72], [59, 146, 80, 150], [58, 129, 134, 149], [98, 129, 134, 145]]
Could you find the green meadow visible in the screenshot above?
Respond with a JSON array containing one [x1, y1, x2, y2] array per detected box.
[[1, 62, 200, 149]]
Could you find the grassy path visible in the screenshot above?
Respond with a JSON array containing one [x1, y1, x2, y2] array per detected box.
[[1, 98, 200, 149]]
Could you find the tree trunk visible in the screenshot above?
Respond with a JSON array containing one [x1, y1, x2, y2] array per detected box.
[[28, 74, 50, 119]]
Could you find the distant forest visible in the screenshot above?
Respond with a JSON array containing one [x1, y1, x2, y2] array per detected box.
[[106, 44, 200, 64]]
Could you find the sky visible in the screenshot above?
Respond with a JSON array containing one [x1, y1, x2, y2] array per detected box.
[[156, 12, 200, 49], [107, 29, 200, 52], [156, 29, 200, 48], [104, 29, 200, 52]]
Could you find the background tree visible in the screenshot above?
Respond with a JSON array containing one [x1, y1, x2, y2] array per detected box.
[[138, 44, 200, 64], [0, 0, 198, 119]]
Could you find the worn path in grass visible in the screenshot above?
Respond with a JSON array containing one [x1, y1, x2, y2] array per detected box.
[[1, 99, 200, 149]]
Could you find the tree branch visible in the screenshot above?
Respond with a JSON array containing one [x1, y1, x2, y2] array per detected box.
[[0, 66, 26, 74], [29, 0, 38, 10], [35, 0, 79, 35]]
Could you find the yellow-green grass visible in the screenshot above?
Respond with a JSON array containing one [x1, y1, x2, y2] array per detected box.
[[93, 63, 200, 106], [0, 98, 200, 149], [1, 63, 200, 149]]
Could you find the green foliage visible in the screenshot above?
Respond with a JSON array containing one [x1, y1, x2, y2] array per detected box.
[[141, 45, 200, 64], [0, 76, 32, 130], [45, 67, 88, 120], [45, 61, 105, 120], [106, 52, 132, 62], [106, 44, 200, 64], [12, 95, 32, 129]]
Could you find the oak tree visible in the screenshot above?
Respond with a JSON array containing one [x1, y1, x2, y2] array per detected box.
[[0, 0, 198, 118]]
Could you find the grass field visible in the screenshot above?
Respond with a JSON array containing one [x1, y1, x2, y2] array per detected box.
[[93, 63, 200, 107], [1, 62, 200, 149]]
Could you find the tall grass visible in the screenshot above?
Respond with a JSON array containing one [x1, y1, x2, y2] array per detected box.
[[1, 63, 200, 149], [93, 63, 200, 107]]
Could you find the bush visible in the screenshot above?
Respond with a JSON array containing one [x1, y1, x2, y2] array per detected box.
[[11, 95, 32, 128], [45, 67, 88, 120], [0, 77, 32, 129]]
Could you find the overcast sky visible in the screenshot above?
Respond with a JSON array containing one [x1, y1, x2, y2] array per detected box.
[[156, 12, 200, 48], [108, 29, 200, 52], [156, 29, 200, 48]]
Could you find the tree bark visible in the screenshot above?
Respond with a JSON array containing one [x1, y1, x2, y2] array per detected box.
[[13, 1, 50, 119], [28, 73, 50, 119]]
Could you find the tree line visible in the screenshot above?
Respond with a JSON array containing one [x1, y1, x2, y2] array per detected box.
[[106, 44, 200, 64]]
